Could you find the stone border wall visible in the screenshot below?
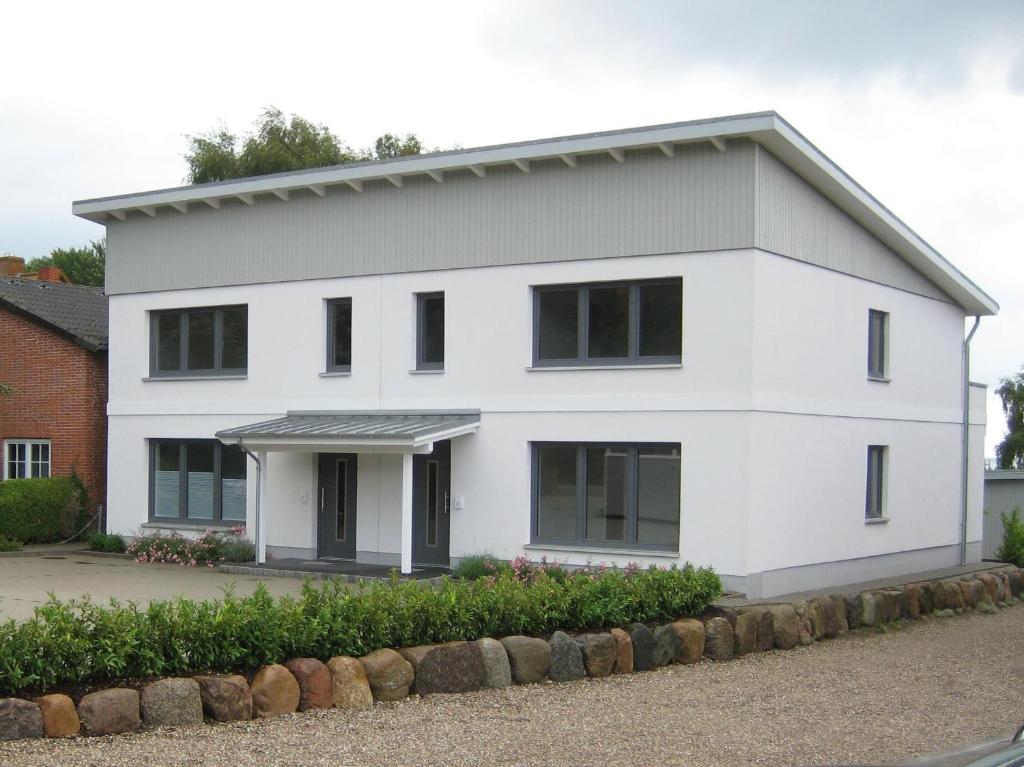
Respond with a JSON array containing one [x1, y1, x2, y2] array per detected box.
[[1, 566, 1020, 740]]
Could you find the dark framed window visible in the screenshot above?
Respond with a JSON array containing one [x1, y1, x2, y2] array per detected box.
[[150, 305, 248, 377], [416, 292, 445, 370], [865, 445, 887, 520], [868, 309, 889, 379], [150, 439, 247, 523], [533, 278, 682, 366], [532, 442, 681, 550], [326, 298, 352, 372]]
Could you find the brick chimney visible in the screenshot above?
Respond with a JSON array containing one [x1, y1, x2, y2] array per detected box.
[[0, 254, 25, 277], [36, 266, 66, 283]]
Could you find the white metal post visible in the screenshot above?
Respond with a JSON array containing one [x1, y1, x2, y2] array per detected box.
[[401, 452, 413, 574], [257, 450, 268, 565]]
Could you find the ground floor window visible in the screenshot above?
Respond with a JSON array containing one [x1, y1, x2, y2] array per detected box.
[[3, 440, 51, 479], [865, 445, 887, 520], [150, 439, 247, 523], [532, 442, 681, 550]]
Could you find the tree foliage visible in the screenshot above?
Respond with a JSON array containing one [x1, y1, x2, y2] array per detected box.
[[26, 239, 105, 287], [996, 366, 1024, 469], [185, 107, 424, 184]]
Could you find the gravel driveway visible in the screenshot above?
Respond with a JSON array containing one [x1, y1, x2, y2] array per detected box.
[[4, 607, 1024, 767]]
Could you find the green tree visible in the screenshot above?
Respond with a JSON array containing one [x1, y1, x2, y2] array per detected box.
[[185, 107, 424, 184], [0, 384, 12, 396], [996, 366, 1024, 469], [26, 239, 105, 287]]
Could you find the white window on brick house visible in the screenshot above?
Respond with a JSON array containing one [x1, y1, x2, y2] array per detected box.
[[3, 440, 51, 479]]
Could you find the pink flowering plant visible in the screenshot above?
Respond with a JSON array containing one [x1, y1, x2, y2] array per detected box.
[[127, 526, 254, 567]]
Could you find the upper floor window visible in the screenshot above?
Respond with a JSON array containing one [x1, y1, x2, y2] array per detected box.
[[865, 444, 887, 520], [867, 309, 889, 380], [416, 292, 445, 371], [4, 440, 50, 479], [150, 305, 247, 377], [326, 298, 352, 373], [533, 278, 682, 367]]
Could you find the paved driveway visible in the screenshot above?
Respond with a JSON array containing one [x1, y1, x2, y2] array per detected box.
[[0, 553, 309, 621]]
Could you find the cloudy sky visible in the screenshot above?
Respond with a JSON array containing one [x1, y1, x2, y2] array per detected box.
[[4, 0, 1023, 453]]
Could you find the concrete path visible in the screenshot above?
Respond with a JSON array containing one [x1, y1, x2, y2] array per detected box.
[[0, 553, 312, 621]]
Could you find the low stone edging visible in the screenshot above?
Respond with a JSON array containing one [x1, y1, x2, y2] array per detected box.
[[1, 565, 1020, 741]]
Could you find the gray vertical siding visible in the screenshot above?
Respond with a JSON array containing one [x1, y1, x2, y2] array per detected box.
[[983, 471, 1024, 559]]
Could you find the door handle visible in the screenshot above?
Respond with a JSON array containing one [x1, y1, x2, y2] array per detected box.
[[320, 487, 325, 512], [444, 491, 450, 516]]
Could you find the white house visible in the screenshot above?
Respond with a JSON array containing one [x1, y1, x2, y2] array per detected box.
[[73, 112, 996, 598]]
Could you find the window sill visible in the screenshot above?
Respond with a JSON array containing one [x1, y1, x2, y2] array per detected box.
[[143, 520, 241, 531], [319, 371, 352, 378], [867, 375, 891, 384], [524, 543, 679, 558], [409, 368, 445, 375], [143, 375, 248, 382], [526, 363, 682, 372], [865, 517, 890, 525]]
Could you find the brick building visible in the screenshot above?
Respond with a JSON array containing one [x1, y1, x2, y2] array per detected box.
[[0, 264, 108, 508]]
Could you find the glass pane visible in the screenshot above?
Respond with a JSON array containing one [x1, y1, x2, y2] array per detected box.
[[221, 308, 247, 370], [536, 446, 577, 540], [420, 295, 445, 365], [30, 443, 49, 479], [868, 312, 886, 377], [586, 447, 626, 542], [186, 443, 215, 520], [221, 446, 247, 521], [588, 286, 629, 358], [154, 443, 180, 517], [636, 447, 681, 546], [866, 447, 884, 518], [335, 460, 347, 541], [639, 283, 682, 357], [187, 312, 215, 370], [538, 289, 578, 360], [8, 443, 27, 479], [426, 461, 438, 546], [332, 302, 352, 368], [156, 313, 181, 371]]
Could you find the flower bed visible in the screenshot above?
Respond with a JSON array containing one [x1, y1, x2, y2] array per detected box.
[[127, 527, 253, 566]]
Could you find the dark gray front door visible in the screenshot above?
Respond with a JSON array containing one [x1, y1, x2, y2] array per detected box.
[[412, 440, 451, 566], [317, 453, 357, 559]]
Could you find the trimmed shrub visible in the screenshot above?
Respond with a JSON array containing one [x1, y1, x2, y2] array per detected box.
[[0, 478, 81, 544], [996, 507, 1024, 566], [87, 533, 127, 554], [0, 563, 721, 696], [0, 535, 21, 552]]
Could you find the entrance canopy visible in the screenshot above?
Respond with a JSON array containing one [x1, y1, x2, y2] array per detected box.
[[216, 410, 480, 454]]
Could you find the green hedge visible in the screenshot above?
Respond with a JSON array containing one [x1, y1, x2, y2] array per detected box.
[[0, 564, 721, 695], [0, 478, 81, 544]]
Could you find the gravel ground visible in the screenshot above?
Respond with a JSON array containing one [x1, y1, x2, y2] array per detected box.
[[4, 607, 1024, 767]]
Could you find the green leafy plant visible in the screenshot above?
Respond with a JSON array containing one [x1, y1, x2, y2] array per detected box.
[[221, 538, 256, 563], [453, 553, 506, 580], [87, 533, 126, 554], [0, 478, 81, 544], [0, 535, 22, 552], [0, 563, 721, 696], [996, 507, 1024, 566], [128, 526, 249, 566]]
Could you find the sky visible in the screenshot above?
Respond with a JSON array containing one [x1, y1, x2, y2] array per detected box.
[[3, 0, 1023, 455]]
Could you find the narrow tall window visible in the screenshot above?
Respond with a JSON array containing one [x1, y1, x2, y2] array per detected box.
[[326, 298, 352, 372], [866, 445, 887, 520], [151, 305, 248, 377], [868, 309, 889, 379], [416, 292, 445, 370]]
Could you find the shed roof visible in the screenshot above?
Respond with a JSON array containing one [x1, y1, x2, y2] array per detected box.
[[0, 278, 108, 351]]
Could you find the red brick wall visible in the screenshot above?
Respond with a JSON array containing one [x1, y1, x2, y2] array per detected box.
[[0, 308, 107, 508]]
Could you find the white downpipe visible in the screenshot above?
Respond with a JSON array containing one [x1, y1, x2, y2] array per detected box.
[[401, 452, 413, 574], [959, 316, 981, 566]]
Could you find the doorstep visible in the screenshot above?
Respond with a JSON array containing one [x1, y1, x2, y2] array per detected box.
[[219, 558, 450, 584]]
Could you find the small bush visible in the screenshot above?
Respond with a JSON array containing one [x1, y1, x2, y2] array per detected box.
[[221, 538, 256, 563], [0, 478, 81, 544], [996, 507, 1024, 566], [128, 526, 249, 567], [0, 562, 721, 696], [87, 533, 126, 554], [0, 535, 21, 552], [453, 553, 505, 580]]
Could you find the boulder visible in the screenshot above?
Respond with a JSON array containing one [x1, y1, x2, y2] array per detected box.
[[703, 617, 734, 661], [733, 611, 758, 655], [284, 658, 333, 711], [845, 594, 864, 630], [745, 608, 776, 651], [576, 633, 616, 677], [194, 674, 252, 722], [942, 580, 966, 610], [500, 636, 552, 684], [652, 624, 682, 666], [0, 698, 42, 741], [830, 594, 849, 634], [1007, 569, 1023, 598], [549, 631, 586, 682], [609, 627, 634, 674], [903, 585, 922, 620], [399, 641, 486, 695], [701, 605, 738, 628], [140, 678, 203, 728], [250, 664, 300, 718], [764, 604, 799, 650], [78, 688, 140, 736], [35, 694, 78, 738], [359, 649, 414, 702], [326, 656, 374, 709], [915, 583, 935, 615], [792, 600, 813, 645], [996, 572, 1012, 601], [671, 619, 705, 664], [977, 573, 999, 603], [806, 600, 826, 640], [628, 623, 656, 672], [872, 591, 902, 623], [476, 638, 513, 688], [959, 579, 985, 609]]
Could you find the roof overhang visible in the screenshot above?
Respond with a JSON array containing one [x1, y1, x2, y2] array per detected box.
[[215, 410, 481, 454], [71, 111, 997, 316]]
